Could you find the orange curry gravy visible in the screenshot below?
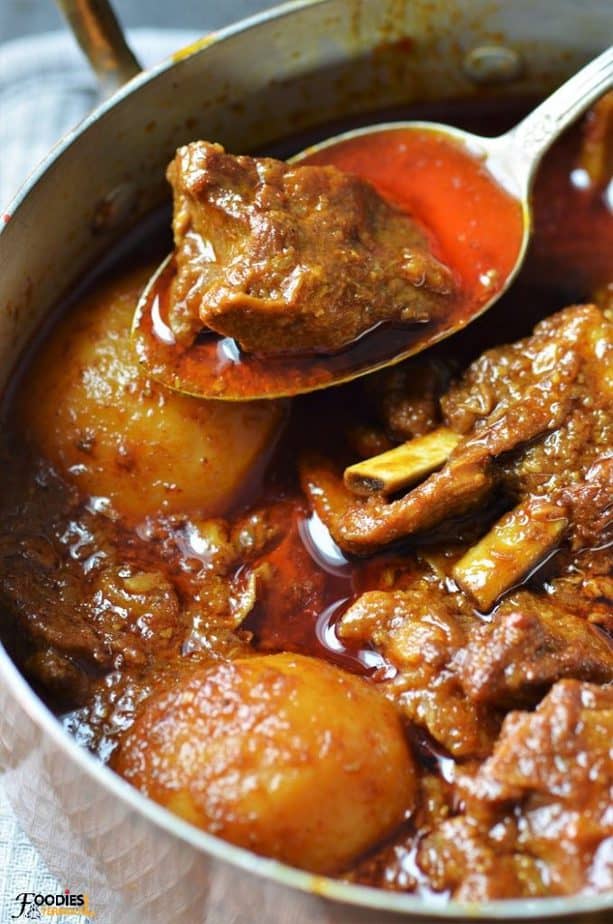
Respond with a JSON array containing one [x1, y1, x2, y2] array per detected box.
[[135, 127, 524, 399], [2, 97, 611, 723], [0, 96, 612, 898], [303, 127, 523, 312]]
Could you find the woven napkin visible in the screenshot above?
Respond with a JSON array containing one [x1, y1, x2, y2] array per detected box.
[[0, 28, 200, 208]]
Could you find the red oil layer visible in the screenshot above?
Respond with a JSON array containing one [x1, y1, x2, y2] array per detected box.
[[304, 127, 523, 316], [135, 128, 524, 399]]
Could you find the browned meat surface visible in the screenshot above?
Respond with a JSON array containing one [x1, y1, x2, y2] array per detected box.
[[2, 94, 613, 902], [301, 304, 613, 557], [442, 304, 613, 548], [167, 142, 454, 354], [0, 443, 292, 712], [455, 592, 613, 707], [338, 550, 613, 756], [549, 545, 613, 633], [435, 680, 613, 898], [300, 448, 494, 556], [417, 815, 548, 900], [414, 681, 613, 899], [364, 359, 451, 442], [0, 504, 207, 709], [338, 574, 498, 757]]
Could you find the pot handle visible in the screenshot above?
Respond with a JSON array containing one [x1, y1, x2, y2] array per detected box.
[[54, 0, 141, 96]]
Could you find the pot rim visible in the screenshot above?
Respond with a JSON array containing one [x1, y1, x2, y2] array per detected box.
[[1, 0, 612, 917]]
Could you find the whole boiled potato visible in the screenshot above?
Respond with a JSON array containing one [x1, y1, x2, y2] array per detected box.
[[113, 652, 416, 873], [17, 265, 284, 522]]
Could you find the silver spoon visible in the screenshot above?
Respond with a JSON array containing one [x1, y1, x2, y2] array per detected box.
[[133, 46, 613, 400]]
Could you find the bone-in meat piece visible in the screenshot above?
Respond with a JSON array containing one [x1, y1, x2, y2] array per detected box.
[[301, 450, 494, 556], [451, 495, 569, 611], [344, 427, 461, 496], [166, 141, 454, 354], [306, 306, 612, 580]]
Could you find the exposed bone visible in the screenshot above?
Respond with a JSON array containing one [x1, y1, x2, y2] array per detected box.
[[452, 497, 568, 612], [301, 367, 572, 556], [344, 427, 461, 496], [300, 453, 495, 556]]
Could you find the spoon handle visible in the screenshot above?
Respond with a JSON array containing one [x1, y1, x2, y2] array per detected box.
[[504, 45, 613, 194]]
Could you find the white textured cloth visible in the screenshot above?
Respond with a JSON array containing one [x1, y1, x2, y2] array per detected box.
[[0, 28, 200, 208], [0, 785, 80, 923], [0, 27, 200, 920]]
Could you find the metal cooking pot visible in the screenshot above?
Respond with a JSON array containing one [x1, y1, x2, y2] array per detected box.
[[0, 2, 611, 922]]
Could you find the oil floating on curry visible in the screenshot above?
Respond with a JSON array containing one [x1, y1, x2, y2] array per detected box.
[[1, 94, 612, 901]]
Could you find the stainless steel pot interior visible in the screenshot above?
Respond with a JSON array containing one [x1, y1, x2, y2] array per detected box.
[[0, 2, 612, 922]]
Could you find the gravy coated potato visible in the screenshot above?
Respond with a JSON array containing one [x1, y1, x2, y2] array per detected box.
[[17, 266, 284, 522], [113, 653, 416, 873]]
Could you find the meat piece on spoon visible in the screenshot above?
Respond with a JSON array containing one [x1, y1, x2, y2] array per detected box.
[[133, 48, 612, 399], [166, 141, 454, 355]]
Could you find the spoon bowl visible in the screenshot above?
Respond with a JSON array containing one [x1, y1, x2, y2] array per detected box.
[[133, 46, 613, 401]]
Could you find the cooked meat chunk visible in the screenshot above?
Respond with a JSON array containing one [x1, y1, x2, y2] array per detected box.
[[0, 541, 185, 703], [0, 453, 299, 708], [302, 305, 612, 559], [417, 815, 549, 900], [0, 510, 186, 696], [459, 681, 613, 895], [365, 359, 450, 441], [339, 548, 613, 755], [418, 680, 613, 898], [338, 575, 498, 757], [166, 141, 454, 354], [549, 545, 613, 633], [442, 304, 612, 540], [455, 591, 613, 707], [470, 679, 613, 806], [300, 448, 494, 556]]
